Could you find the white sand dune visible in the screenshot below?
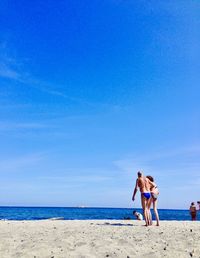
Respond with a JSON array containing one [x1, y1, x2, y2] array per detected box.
[[0, 220, 200, 258]]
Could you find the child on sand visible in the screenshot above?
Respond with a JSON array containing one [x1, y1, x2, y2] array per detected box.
[[133, 211, 143, 221], [190, 202, 197, 221]]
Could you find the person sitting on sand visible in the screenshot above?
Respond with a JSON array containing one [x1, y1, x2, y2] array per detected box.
[[132, 171, 154, 226], [133, 210, 143, 221], [190, 202, 197, 221], [146, 175, 160, 226]]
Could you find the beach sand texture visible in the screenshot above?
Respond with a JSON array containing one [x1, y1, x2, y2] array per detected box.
[[0, 220, 200, 258]]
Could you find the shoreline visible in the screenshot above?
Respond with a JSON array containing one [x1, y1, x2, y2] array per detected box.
[[0, 218, 200, 221], [0, 220, 200, 257]]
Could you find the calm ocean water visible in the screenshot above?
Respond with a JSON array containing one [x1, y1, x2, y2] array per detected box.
[[0, 207, 198, 221]]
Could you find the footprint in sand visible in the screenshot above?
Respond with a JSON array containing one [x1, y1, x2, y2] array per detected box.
[[75, 242, 86, 247]]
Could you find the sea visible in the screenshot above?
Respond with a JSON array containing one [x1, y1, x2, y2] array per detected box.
[[0, 207, 198, 221]]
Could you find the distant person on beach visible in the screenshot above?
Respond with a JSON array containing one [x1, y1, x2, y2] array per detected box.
[[197, 201, 200, 210], [133, 210, 143, 221], [132, 171, 153, 226], [190, 202, 197, 221], [146, 175, 160, 226]]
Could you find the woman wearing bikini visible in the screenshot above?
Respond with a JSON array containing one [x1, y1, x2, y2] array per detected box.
[[146, 175, 160, 226]]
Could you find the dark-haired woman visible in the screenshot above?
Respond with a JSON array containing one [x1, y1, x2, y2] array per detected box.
[[146, 175, 160, 226]]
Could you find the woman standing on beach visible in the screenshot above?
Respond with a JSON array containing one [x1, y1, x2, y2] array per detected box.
[[146, 175, 160, 226]]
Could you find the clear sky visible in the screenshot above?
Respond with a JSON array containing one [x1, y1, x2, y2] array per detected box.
[[0, 0, 199, 209]]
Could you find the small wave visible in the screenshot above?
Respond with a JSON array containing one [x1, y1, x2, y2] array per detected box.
[[47, 217, 65, 220]]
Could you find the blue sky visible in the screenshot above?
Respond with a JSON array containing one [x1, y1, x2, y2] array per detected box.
[[0, 0, 199, 209]]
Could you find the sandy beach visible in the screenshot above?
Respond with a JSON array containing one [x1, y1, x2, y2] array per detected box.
[[0, 220, 200, 258]]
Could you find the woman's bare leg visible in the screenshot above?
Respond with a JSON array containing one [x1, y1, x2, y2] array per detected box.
[[153, 199, 160, 226], [147, 198, 153, 225]]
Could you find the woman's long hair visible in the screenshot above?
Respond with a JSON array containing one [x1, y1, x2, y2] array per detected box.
[[146, 175, 154, 182]]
